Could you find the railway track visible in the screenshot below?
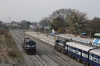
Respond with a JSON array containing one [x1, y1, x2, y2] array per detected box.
[[14, 30, 62, 66], [13, 30, 69, 66], [16, 31, 70, 66], [11, 30, 61, 66], [10, 30, 84, 66], [10, 31, 47, 66]]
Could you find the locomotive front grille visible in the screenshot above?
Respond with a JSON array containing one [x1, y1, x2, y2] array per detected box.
[[26, 49, 36, 54]]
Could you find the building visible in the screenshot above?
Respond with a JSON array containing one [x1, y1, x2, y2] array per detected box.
[[11, 22, 19, 26]]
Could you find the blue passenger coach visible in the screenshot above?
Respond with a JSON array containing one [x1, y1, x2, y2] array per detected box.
[[65, 42, 100, 66], [54, 33, 100, 66], [66, 42, 93, 63], [54, 34, 100, 66], [90, 49, 100, 66]]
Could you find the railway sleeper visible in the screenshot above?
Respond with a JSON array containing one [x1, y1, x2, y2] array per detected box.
[[77, 58, 81, 62], [86, 63, 93, 66], [68, 54, 72, 58], [72, 56, 76, 59], [54, 46, 57, 50], [82, 61, 88, 66]]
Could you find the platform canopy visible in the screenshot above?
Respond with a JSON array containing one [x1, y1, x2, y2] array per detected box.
[[92, 33, 100, 46], [94, 33, 100, 36], [92, 38, 100, 46]]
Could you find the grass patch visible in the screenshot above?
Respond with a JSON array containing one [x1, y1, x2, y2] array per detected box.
[[0, 30, 24, 63], [5, 31, 23, 59]]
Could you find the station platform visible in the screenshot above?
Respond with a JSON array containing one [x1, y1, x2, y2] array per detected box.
[[25, 32, 55, 46], [25, 31, 94, 46]]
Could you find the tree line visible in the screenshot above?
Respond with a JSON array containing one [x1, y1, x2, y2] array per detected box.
[[0, 20, 38, 29], [39, 8, 100, 37], [0, 8, 100, 37]]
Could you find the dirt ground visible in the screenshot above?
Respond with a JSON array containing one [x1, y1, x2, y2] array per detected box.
[[0, 31, 24, 66]]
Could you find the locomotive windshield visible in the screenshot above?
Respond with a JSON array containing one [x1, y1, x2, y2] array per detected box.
[[29, 41, 36, 46], [26, 41, 36, 45]]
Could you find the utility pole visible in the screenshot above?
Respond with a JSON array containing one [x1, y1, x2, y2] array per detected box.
[[5, 18, 7, 37], [9, 17, 11, 29]]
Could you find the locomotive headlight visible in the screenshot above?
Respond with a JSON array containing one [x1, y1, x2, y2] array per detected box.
[[32, 45, 36, 47], [28, 45, 30, 47]]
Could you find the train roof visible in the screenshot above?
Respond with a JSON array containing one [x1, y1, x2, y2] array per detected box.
[[56, 35, 91, 44], [71, 38, 91, 44], [66, 42, 93, 51], [25, 39, 30, 42], [90, 49, 100, 56], [56, 35, 72, 40], [66, 42, 100, 56]]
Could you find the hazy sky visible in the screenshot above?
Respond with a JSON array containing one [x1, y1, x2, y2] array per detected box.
[[0, 0, 100, 22]]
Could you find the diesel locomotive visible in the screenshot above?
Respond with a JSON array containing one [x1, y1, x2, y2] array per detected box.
[[23, 38, 36, 55]]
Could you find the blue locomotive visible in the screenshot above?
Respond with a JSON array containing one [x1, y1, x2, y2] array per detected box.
[[23, 38, 36, 55], [54, 36, 100, 66]]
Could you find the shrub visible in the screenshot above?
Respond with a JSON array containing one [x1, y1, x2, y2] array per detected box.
[[0, 30, 5, 35], [7, 51, 17, 58]]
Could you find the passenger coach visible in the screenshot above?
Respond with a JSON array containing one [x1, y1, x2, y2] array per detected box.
[[66, 42, 100, 66], [54, 38, 100, 66]]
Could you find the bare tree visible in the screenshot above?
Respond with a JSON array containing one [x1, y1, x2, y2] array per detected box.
[[39, 17, 51, 27]]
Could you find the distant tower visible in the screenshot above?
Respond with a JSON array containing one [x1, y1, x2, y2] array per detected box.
[[9, 17, 10, 23], [6, 18, 7, 23]]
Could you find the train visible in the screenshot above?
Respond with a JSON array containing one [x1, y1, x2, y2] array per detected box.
[[54, 36, 100, 66], [23, 38, 36, 55]]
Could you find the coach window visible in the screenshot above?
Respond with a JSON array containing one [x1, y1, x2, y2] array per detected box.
[[84, 54, 87, 58], [73, 49, 75, 53], [89, 56, 93, 60], [97, 59, 99, 63], [69, 48, 71, 52], [70, 48, 72, 52], [96, 58, 100, 64], [82, 52, 84, 57], [75, 51, 78, 54], [85, 54, 87, 58], [69, 48, 71, 51], [98, 59, 100, 64], [96, 58, 98, 63], [95, 58, 97, 63], [68, 47, 70, 50], [65, 46, 67, 49], [94, 58, 97, 62]]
